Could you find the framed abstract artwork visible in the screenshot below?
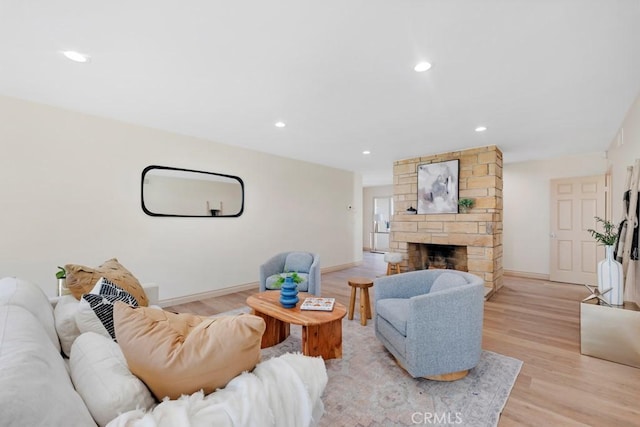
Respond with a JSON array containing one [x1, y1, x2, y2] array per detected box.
[[417, 159, 459, 214]]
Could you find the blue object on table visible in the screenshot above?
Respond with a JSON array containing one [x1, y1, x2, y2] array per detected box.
[[279, 276, 299, 308]]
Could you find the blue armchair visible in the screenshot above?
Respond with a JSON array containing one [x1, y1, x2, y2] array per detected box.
[[259, 252, 321, 296], [374, 269, 484, 380]]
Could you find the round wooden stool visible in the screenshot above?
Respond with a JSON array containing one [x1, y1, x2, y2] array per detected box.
[[347, 277, 374, 326], [384, 252, 402, 275]]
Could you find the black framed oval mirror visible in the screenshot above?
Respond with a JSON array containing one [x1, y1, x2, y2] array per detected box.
[[141, 165, 244, 217]]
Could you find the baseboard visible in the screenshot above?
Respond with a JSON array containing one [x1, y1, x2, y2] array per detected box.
[[321, 261, 361, 273], [364, 246, 388, 254], [157, 282, 258, 307], [483, 285, 494, 299], [503, 270, 550, 281]]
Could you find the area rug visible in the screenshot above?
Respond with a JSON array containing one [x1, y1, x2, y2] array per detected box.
[[223, 308, 522, 427]]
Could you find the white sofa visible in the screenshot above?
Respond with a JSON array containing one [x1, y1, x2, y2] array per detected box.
[[0, 277, 327, 427]]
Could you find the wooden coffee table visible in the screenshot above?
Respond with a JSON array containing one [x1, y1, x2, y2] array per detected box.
[[246, 291, 347, 360]]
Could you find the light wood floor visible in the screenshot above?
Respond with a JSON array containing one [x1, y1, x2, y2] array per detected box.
[[167, 252, 640, 426]]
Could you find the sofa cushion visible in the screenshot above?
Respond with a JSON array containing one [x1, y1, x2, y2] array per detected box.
[[284, 252, 313, 274], [376, 298, 409, 336], [113, 303, 266, 400], [77, 293, 138, 340], [65, 258, 149, 306], [70, 332, 156, 427], [430, 272, 468, 293], [265, 273, 309, 292], [0, 276, 61, 352], [56, 278, 139, 355], [75, 277, 139, 340], [54, 294, 83, 357], [0, 305, 95, 426]]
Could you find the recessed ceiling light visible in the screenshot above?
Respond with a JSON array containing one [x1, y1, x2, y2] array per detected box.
[[61, 50, 90, 63], [274, 121, 286, 128], [362, 150, 371, 155], [414, 61, 432, 72], [475, 126, 487, 132]]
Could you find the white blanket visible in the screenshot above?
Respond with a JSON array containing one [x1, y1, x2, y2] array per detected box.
[[107, 353, 328, 427]]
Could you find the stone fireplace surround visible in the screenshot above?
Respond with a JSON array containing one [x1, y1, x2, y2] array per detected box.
[[390, 145, 503, 295]]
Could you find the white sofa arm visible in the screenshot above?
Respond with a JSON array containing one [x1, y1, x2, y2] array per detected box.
[[143, 283, 159, 306]]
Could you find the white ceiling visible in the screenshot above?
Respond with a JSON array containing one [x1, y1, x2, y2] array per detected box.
[[1, 1, 639, 186]]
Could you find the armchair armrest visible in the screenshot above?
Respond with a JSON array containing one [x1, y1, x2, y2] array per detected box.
[[408, 283, 484, 325], [405, 283, 484, 358], [259, 252, 288, 290], [308, 254, 321, 295], [374, 270, 436, 302]]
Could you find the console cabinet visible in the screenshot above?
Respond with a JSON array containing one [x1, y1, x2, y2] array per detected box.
[[580, 300, 640, 368]]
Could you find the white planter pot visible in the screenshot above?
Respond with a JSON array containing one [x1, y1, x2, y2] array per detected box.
[[57, 278, 70, 296], [597, 245, 624, 306]]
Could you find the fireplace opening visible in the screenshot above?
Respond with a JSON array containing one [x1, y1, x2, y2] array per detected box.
[[408, 243, 468, 272]]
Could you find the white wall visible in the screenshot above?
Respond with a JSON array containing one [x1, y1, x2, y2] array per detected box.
[[0, 96, 362, 300], [606, 93, 640, 304], [503, 153, 607, 276], [362, 185, 393, 250]]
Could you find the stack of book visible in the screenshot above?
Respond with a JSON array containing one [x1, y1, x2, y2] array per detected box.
[[300, 297, 335, 311]]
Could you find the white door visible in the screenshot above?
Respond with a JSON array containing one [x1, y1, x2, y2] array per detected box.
[[550, 175, 607, 284]]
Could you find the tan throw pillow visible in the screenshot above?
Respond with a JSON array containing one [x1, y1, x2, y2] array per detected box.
[[65, 258, 149, 306], [113, 302, 265, 400]]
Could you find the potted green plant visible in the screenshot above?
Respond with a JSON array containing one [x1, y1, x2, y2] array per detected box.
[[273, 272, 303, 289], [458, 198, 474, 213], [587, 217, 618, 245], [56, 266, 67, 296]]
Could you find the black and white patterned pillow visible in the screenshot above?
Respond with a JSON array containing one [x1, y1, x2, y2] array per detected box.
[[91, 277, 137, 300], [79, 277, 139, 340]]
